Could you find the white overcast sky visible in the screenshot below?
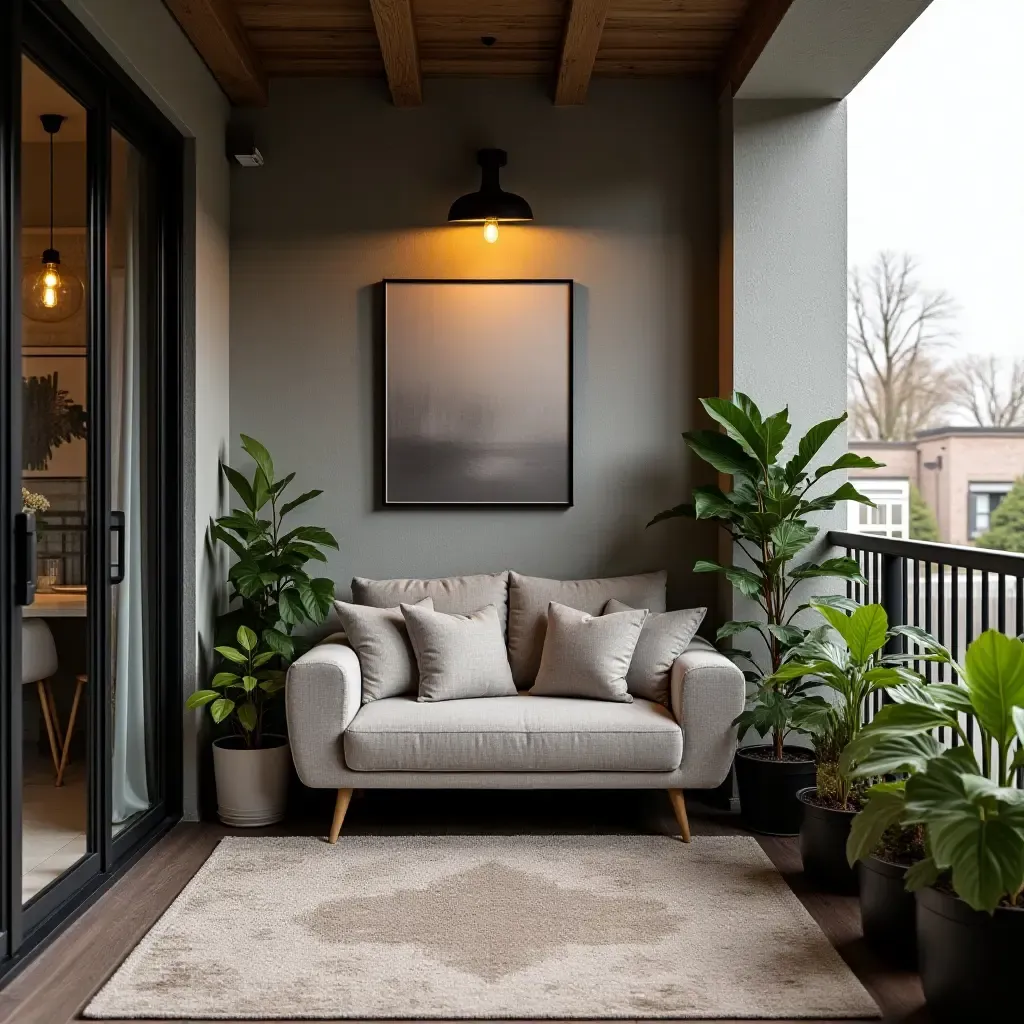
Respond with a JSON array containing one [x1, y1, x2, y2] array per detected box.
[[848, 0, 1024, 362]]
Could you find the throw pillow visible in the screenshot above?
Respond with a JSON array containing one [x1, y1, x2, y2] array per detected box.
[[507, 570, 667, 686], [529, 601, 648, 703], [401, 603, 517, 703], [603, 598, 707, 705], [351, 571, 510, 637], [334, 597, 434, 703]]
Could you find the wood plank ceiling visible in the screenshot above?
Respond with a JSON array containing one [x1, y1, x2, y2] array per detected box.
[[164, 0, 792, 108]]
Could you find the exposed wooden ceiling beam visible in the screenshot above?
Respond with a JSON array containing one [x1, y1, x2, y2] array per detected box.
[[719, 0, 796, 97], [164, 0, 268, 106], [554, 0, 612, 106], [369, 0, 422, 107]]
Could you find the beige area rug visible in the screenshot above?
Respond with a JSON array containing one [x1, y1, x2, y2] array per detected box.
[[85, 835, 879, 1020]]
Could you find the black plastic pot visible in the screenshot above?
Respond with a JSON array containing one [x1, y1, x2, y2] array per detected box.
[[916, 885, 1024, 1020], [797, 787, 858, 893], [858, 856, 916, 967], [734, 745, 816, 836]]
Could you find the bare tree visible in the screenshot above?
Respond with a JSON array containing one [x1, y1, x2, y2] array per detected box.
[[848, 252, 957, 440], [949, 354, 1024, 427]]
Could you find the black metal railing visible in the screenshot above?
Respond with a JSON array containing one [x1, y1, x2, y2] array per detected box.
[[830, 530, 1024, 779]]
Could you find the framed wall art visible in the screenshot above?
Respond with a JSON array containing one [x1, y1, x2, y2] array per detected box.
[[382, 279, 573, 507]]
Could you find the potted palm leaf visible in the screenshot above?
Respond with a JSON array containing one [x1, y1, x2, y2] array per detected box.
[[843, 629, 1024, 1016], [186, 435, 338, 825], [649, 394, 880, 834]]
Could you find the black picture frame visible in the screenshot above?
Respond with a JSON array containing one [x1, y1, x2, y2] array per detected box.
[[380, 278, 574, 509]]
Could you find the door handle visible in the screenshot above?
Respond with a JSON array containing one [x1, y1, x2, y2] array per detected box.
[[110, 510, 125, 585], [15, 512, 37, 606]]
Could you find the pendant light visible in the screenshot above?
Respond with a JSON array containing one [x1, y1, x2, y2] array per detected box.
[[22, 114, 84, 323], [448, 148, 533, 244]]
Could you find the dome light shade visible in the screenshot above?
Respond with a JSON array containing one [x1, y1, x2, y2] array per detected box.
[[448, 149, 533, 224]]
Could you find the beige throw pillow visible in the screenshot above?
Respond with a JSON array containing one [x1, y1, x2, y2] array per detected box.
[[603, 598, 707, 705], [334, 597, 433, 703], [529, 601, 648, 703], [401, 603, 517, 703], [507, 570, 668, 687]]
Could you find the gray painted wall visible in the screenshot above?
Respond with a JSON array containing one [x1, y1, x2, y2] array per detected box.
[[60, 0, 231, 819], [230, 78, 720, 618]]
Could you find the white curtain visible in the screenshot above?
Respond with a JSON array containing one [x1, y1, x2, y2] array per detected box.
[[110, 146, 149, 824]]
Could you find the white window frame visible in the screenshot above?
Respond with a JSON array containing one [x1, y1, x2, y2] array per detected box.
[[848, 478, 910, 539]]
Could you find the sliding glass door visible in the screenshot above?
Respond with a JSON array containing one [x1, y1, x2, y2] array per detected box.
[[0, 0, 182, 968]]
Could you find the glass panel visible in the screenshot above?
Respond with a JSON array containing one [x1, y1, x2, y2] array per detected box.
[[109, 130, 155, 833], [19, 56, 89, 904]]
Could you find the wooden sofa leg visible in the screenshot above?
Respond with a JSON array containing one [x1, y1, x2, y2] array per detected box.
[[667, 789, 691, 843], [328, 788, 353, 844]]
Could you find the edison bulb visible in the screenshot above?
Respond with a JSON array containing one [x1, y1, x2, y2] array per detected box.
[[22, 255, 84, 323], [483, 218, 499, 244]]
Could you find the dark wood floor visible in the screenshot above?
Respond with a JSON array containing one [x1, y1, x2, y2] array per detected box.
[[0, 789, 931, 1024]]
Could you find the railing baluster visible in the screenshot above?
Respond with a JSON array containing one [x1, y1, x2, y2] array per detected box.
[[1017, 577, 1023, 638], [998, 574, 1007, 635], [924, 561, 933, 683], [937, 562, 946, 684], [981, 571, 990, 633]]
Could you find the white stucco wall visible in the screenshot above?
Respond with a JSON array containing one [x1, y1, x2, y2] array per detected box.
[[60, 0, 231, 819]]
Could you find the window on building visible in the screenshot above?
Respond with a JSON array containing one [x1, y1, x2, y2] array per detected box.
[[968, 483, 1012, 539], [848, 479, 909, 539]]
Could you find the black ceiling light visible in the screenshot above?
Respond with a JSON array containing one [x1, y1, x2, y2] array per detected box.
[[448, 148, 533, 243]]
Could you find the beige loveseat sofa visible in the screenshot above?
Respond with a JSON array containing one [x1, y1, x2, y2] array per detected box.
[[286, 570, 744, 842]]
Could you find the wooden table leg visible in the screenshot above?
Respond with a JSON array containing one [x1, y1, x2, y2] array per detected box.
[[55, 676, 86, 788], [36, 679, 62, 778]]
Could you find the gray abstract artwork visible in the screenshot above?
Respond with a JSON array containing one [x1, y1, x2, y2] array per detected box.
[[384, 281, 572, 505]]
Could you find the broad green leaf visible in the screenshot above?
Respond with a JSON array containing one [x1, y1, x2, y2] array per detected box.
[[236, 702, 258, 732], [844, 604, 889, 665], [262, 628, 295, 660], [280, 488, 323, 518], [767, 623, 805, 647], [278, 588, 307, 626], [904, 857, 940, 891], [770, 521, 818, 560], [270, 471, 295, 496], [802, 482, 877, 512], [693, 559, 725, 574], [759, 409, 792, 467], [813, 453, 886, 479], [889, 624, 954, 664], [210, 671, 240, 689], [252, 467, 272, 511], [692, 486, 739, 521], [841, 731, 942, 778], [240, 434, 274, 485], [790, 695, 836, 736], [251, 651, 276, 669], [210, 697, 236, 724], [241, 675, 258, 692], [215, 645, 247, 665], [683, 429, 760, 479], [858, 700, 958, 738], [236, 625, 258, 652], [280, 525, 339, 550], [1015, 706, 1024, 746], [962, 630, 1024, 748], [846, 782, 907, 866], [716, 620, 764, 641], [185, 689, 219, 709], [699, 397, 766, 463], [210, 522, 247, 559], [783, 414, 847, 486], [790, 557, 866, 583], [220, 464, 256, 511], [260, 678, 286, 695], [647, 503, 696, 528], [724, 566, 763, 600]]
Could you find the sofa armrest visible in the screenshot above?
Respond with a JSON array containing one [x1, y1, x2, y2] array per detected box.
[[286, 643, 362, 787], [670, 645, 744, 789]]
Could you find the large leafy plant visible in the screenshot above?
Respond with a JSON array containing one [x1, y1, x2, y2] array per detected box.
[[844, 629, 1024, 912], [211, 435, 338, 663], [649, 394, 881, 759], [777, 602, 927, 806], [185, 626, 285, 748]]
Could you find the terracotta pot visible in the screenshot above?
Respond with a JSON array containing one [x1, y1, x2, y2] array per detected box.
[[734, 745, 816, 836], [797, 787, 858, 893], [212, 734, 290, 826]]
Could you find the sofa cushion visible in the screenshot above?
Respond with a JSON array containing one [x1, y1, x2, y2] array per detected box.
[[530, 602, 646, 703], [352, 572, 510, 637], [507, 571, 668, 687], [604, 599, 707, 706], [334, 597, 433, 703], [344, 694, 683, 772], [402, 603, 517, 703]]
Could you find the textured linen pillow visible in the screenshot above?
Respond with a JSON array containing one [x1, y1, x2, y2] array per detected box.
[[529, 601, 648, 703], [351, 572, 510, 638], [603, 598, 707, 705], [507, 570, 667, 686], [401, 603, 517, 703], [334, 597, 434, 703]]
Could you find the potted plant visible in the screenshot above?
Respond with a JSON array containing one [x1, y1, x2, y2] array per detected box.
[[649, 393, 880, 834], [775, 602, 926, 892], [186, 435, 338, 825], [844, 629, 1024, 1016]]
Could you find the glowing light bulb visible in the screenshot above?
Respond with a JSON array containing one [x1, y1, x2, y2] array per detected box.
[[40, 263, 61, 307], [483, 218, 499, 244], [43, 267, 59, 288]]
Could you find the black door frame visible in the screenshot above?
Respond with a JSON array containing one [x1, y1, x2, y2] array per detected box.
[[0, 0, 184, 972]]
